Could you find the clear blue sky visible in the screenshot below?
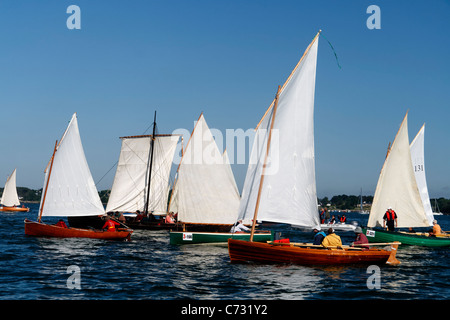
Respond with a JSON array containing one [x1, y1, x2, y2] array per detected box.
[[0, 0, 449, 198]]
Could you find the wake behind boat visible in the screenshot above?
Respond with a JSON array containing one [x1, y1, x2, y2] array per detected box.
[[24, 113, 132, 241]]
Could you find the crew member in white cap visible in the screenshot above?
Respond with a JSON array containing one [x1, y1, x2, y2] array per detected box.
[[383, 206, 397, 231]]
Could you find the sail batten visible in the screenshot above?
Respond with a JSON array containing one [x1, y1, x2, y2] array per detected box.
[[368, 114, 429, 228], [238, 34, 320, 228]]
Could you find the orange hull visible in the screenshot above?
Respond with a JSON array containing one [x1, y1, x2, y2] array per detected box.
[[24, 219, 132, 240], [228, 239, 400, 265], [0, 206, 29, 212]]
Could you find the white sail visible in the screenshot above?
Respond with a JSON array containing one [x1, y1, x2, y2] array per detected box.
[[238, 34, 320, 228], [170, 114, 240, 224], [40, 113, 105, 217], [223, 150, 240, 198], [1, 169, 21, 207], [368, 113, 429, 228], [105, 135, 179, 214], [410, 124, 434, 226]]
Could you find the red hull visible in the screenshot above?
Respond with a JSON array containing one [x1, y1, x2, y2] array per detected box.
[[24, 219, 132, 240], [0, 206, 29, 212], [228, 239, 400, 265]]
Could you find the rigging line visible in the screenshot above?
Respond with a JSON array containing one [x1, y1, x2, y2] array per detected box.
[[95, 116, 160, 188], [320, 32, 342, 69]]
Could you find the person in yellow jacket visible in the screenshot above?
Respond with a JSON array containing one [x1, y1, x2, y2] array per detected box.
[[322, 228, 342, 248]]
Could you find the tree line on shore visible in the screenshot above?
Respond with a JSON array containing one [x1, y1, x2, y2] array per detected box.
[[319, 194, 450, 214], [5, 187, 450, 214]]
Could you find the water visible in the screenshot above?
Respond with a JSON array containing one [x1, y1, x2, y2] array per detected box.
[[1, 203, 449, 302]]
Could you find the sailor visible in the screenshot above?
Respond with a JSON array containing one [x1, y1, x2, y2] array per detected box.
[[313, 227, 326, 245], [383, 207, 398, 231], [322, 228, 342, 248], [231, 219, 250, 233], [102, 216, 120, 232], [351, 227, 369, 250], [432, 220, 444, 236], [55, 219, 68, 228]]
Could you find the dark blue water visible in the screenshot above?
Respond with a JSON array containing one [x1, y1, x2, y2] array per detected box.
[[1, 203, 449, 301]]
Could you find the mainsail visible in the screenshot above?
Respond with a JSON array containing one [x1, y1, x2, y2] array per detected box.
[[238, 33, 320, 228], [368, 113, 429, 228], [40, 113, 105, 218], [1, 169, 21, 207], [106, 134, 179, 214], [169, 113, 240, 224], [410, 124, 434, 226]]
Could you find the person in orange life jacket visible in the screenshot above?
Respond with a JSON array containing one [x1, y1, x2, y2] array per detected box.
[[55, 219, 68, 228], [102, 216, 120, 232], [383, 207, 397, 231], [339, 214, 347, 223], [432, 220, 445, 236]]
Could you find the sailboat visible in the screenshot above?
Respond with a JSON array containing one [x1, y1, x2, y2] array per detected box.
[[228, 31, 400, 265], [169, 113, 272, 244], [362, 113, 450, 247], [410, 124, 435, 225], [104, 112, 181, 230], [24, 113, 133, 240], [0, 169, 29, 212], [358, 188, 369, 214]]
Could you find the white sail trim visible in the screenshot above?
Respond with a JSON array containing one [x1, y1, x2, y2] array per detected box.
[[172, 114, 240, 224], [1, 169, 21, 207], [238, 36, 320, 228], [368, 114, 429, 228], [40, 113, 105, 217], [410, 124, 434, 226], [106, 135, 179, 214]]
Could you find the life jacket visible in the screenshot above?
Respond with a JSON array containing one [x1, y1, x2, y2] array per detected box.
[[103, 220, 119, 232], [385, 210, 396, 221], [56, 220, 68, 228], [340, 216, 346, 222]]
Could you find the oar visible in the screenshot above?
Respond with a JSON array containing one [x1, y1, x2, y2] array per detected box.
[[353, 242, 402, 246]]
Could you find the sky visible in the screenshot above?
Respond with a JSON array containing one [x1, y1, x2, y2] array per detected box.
[[0, 0, 449, 198]]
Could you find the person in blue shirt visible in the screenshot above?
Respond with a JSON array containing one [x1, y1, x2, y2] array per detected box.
[[313, 227, 327, 245]]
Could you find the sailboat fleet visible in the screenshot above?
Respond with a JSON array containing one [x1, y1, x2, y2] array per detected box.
[[0, 30, 446, 266]]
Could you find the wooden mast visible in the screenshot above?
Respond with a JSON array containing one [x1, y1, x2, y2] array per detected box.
[[249, 31, 321, 241], [144, 111, 157, 216], [249, 85, 281, 242], [38, 140, 58, 223]]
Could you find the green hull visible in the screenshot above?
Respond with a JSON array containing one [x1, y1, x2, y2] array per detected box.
[[362, 227, 450, 247], [170, 231, 273, 245]]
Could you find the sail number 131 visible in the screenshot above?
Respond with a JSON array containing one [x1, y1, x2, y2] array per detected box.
[[414, 164, 424, 172]]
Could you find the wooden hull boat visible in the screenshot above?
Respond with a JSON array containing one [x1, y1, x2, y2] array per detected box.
[[362, 227, 450, 247], [24, 219, 132, 240], [0, 206, 29, 212], [228, 238, 400, 265], [170, 230, 273, 245]]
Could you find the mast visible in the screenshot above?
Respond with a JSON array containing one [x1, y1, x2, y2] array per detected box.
[[144, 111, 157, 216], [250, 85, 281, 242], [38, 140, 58, 223]]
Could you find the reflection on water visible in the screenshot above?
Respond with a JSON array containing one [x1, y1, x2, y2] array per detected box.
[[0, 204, 449, 300]]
